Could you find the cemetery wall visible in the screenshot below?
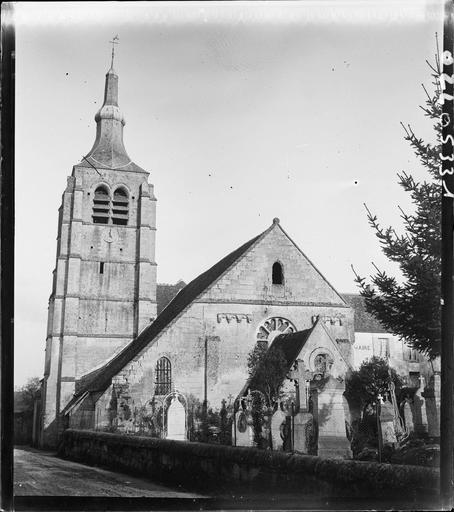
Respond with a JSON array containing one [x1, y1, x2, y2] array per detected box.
[[59, 429, 439, 499]]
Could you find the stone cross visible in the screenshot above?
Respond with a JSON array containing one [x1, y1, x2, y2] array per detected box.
[[418, 375, 426, 391], [287, 359, 313, 411], [245, 389, 253, 412], [403, 398, 414, 434]]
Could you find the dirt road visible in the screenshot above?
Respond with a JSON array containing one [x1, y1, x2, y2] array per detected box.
[[14, 447, 206, 498]]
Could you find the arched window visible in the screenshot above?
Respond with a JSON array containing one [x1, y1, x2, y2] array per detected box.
[[155, 357, 171, 395], [272, 262, 283, 285], [112, 187, 129, 226], [92, 186, 110, 224]]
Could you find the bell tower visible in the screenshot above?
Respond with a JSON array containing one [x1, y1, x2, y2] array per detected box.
[[41, 53, 157, 447]]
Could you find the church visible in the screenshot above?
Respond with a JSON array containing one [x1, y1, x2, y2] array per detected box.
[[40, 57, 359, 455]]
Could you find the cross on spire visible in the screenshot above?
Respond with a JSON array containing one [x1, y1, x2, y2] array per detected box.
[[109, 35, 119, 69]]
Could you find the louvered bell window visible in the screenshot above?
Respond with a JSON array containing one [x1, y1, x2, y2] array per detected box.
[[112, 188, 129, 226], [92, 186, 110, 224]]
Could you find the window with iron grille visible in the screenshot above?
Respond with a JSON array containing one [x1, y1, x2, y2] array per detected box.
[[155, 357, 171, 395]]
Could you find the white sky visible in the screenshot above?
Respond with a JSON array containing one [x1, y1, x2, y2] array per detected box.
[[14, 1, 443, 386]]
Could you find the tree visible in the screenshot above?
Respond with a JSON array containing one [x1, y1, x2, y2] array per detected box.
[[247, 343, 288, 408], [353, 55, 442, 360], [14, 377, 41, 445], [15, 377, 41, 412], [246, 343, 288, 448], [345, 357, 403, 459], [345, 356, 402, 416]]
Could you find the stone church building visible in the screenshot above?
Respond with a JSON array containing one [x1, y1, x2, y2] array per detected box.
[[40, 61, 356, 452]]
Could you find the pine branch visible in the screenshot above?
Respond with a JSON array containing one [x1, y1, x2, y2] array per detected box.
[[426, 59, 439, 75], [355, 54, 441, 359]]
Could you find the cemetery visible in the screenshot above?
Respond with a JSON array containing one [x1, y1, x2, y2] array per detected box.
[[57, 348, 441, 503], [82, 327, 441, 471], [59, 330, 441, 503]]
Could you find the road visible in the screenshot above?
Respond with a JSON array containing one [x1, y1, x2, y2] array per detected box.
[[14, 447, 207, 498]]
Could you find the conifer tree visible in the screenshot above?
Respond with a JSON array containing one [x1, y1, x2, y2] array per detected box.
[[354, 56, 442, 360]]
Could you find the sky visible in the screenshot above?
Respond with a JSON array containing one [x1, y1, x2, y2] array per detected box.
[[14, 0, 443, 386]]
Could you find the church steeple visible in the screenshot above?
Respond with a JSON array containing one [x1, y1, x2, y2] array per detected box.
[[42, 40, 156, 448], [82, 40, 145, 172]]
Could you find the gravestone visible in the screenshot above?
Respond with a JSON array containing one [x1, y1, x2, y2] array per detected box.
[[403, 398, 414, 434], [425, 372, 441, 437], [433, 371, 441, 435], [261, 409, 272, 448], [287, 360, 315, 454], [434, 371, 441, 408], [413, 375, 428, 435], [282, 416, 292, 451], [316, 376, 352, 459], [379, 397, 397, 446], [166, 397, 186, 441], [271, 406, 287, 451], [287, 359, 313, 411], [293, 411, 314, 454], [233, 409, 254, 447]]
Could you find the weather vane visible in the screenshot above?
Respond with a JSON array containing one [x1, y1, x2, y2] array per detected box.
[[109, 35, 119, 68]]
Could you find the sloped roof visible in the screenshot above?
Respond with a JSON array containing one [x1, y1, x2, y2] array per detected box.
[[156, 281, 187, 315], [77, 67, 148, 174], [240, 325, 315, 397], [64, 226, 269, 413], [270, 328, 315, 369], [341, 293, 387, 333]]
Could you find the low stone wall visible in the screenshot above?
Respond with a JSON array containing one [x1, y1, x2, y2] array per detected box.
[[59, 429, 439, 499]]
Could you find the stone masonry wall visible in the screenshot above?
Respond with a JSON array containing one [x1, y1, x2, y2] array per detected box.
[[59, 429, 439, 500], [201, 225, 345, 305]]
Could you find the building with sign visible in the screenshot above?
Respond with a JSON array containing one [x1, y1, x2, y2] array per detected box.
[[343, 294, 433, 387]]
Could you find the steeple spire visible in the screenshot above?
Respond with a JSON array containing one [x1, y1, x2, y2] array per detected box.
[[82, 37, 144, 172]]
